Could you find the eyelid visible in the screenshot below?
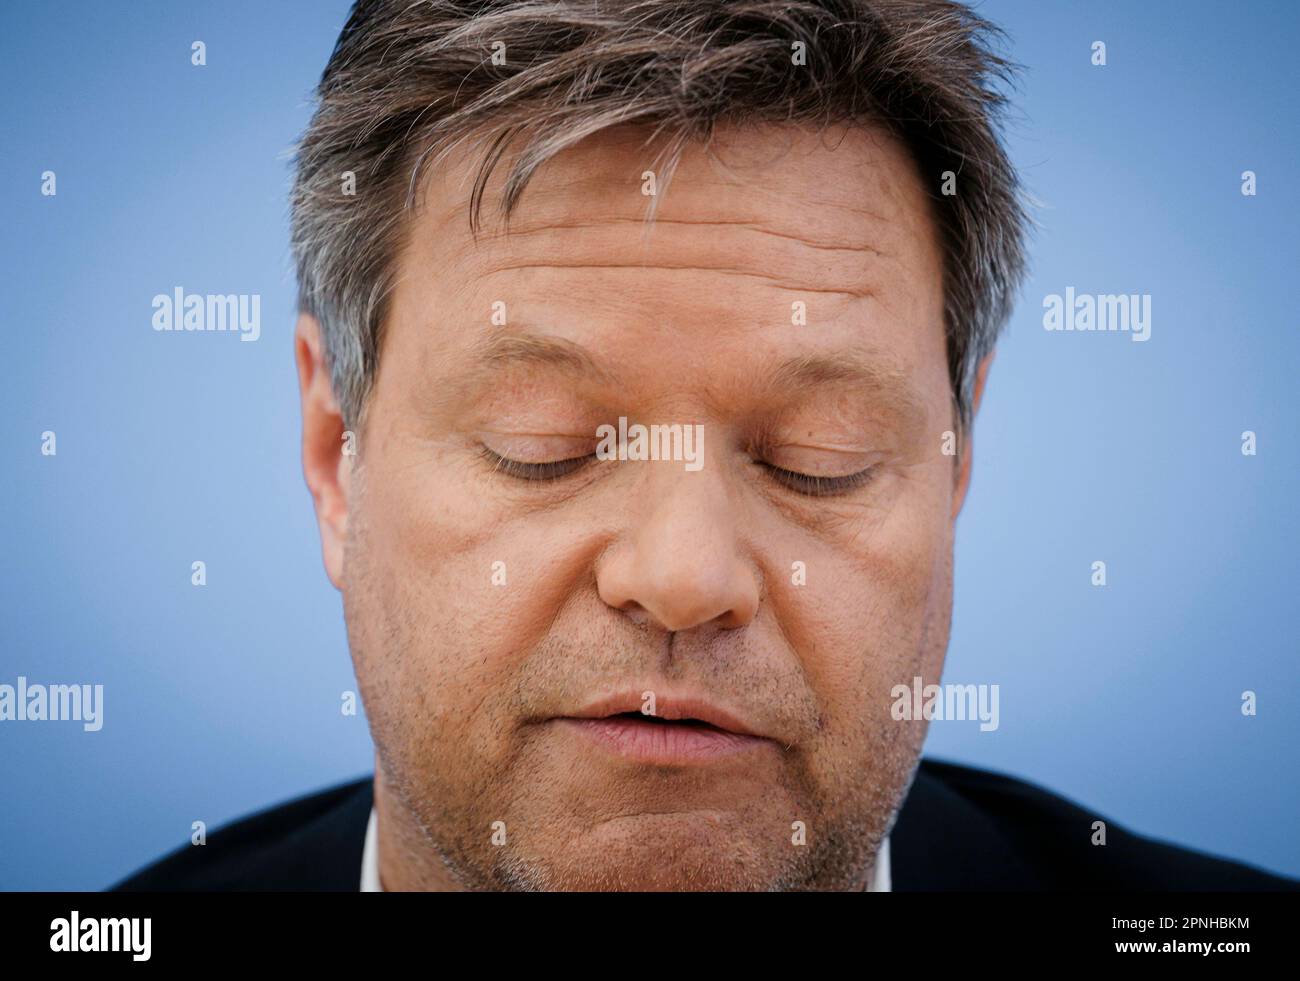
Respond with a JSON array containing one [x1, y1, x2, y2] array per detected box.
[[479, 446, 593, 481], [758, 461, 877, 497], [748, 431, 878, 497], [478, 445, 876, 496]]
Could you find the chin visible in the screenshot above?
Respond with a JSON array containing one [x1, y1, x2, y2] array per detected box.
[[500, 813, 792, 892]]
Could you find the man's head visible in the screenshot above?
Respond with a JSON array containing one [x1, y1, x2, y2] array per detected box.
[[292, 0, 1026, 890]]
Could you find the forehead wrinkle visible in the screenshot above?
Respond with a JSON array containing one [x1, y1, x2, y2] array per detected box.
[[478, 260, 878, 301], [444, 199, 906, 303], [477, 216, 893, 261]]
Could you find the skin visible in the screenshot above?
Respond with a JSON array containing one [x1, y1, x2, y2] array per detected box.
[[295, 120, 992, 891]]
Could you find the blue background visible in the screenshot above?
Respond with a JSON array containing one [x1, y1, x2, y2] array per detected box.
[[1, 0, 1296, 889]]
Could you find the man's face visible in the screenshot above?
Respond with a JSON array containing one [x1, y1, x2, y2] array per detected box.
[[302, 121, 974, 890]]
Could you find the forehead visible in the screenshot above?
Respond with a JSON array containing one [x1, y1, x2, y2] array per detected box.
[[414, 121, 937, 286], [384, 120, 948, 413]]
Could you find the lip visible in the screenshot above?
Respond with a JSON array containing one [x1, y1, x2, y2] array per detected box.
[[551, 691, 775, 764]]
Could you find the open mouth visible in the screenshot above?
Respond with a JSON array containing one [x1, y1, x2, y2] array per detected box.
[[604, 711, 731, 732]]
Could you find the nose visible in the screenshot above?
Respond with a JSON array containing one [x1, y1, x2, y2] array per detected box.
[[596, 463, 759, 633]]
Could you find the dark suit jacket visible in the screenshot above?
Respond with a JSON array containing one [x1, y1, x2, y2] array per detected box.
[[111, 758, 1297, 891]]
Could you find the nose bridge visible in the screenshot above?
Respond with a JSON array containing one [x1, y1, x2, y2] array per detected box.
[[596, 454, 759, 633], [641, 456, 731, 556]]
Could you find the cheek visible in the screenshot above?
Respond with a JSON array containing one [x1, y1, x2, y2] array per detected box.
[[342, 438, 598, 747], [774, 461, 955, 735]]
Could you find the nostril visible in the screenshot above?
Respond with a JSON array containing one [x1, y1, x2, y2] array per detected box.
[[617, 601, 654, 628]]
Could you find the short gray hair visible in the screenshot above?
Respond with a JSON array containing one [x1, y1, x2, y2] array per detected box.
[[292, 0, 1028, 431]]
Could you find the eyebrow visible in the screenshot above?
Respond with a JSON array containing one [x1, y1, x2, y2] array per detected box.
[[756, 351, 931, 431], [765, 351, 913, 397], [451, 327, 928, 423], [472, 330, 622, 387], [422, 329, 618, 416]]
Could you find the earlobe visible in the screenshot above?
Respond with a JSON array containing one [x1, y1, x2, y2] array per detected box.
[[295, 313, 349, 589]]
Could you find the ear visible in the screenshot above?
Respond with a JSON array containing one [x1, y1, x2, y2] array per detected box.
[[295, 312, 350, 589], [951, 350, 994, 521]]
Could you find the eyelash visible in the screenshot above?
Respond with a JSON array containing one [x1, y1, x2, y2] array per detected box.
[[755, 461, 877, 497], [479, 448, 876, 497], [479, 447, 591, 481]]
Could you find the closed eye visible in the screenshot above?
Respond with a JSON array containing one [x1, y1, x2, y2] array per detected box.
[[479, 446, 593, 481], [480, 446, 876, 496], [757, 461, 877, 497]]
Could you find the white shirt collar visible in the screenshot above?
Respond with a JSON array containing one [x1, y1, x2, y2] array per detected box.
[[360, 805, 381, 892], [360, 806, 891, 891]]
